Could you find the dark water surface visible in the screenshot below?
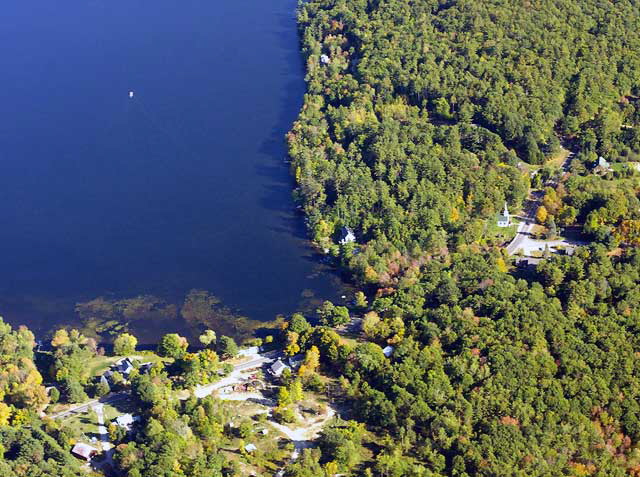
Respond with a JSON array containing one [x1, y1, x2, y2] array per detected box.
[[0, 0, 343, 343]]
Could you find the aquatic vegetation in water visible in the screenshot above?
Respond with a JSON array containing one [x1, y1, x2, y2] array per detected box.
[[73, 290, 281, 344], [180, 289, 265, 340], [75, 296, 178, 341]]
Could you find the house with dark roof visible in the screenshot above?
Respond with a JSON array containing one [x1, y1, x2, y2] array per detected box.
[[138, 362, 153, 374], [99, 371, 113, 388], [115, 358, 134, 376], [287, 354, 304, 370], [100, 357, 137, 387]]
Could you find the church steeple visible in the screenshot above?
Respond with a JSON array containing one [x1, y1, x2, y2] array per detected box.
[[503, 202, 509, 217]]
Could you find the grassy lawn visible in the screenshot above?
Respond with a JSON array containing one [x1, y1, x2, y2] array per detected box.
[[611, 162, 640, 173], [546, 147, 570, 168], [60, 408, 100, 443], [103, 398, 139, 423], [86, 352, 167, 378], [338, 335, 359, 347], [483, 219, 519, 245], [86, 356, 121, 377], [529, 224, 547, 238]]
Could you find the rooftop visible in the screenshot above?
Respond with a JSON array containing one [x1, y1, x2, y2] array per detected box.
[[71, 443, 98, 460]]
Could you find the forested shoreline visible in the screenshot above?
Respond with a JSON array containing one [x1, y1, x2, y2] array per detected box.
[[283, 0, 640, 475], [3, 1, 640, 476]]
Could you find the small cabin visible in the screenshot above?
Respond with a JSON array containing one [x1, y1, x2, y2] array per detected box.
[[592, 156, 612, 174], [382, 345, 395, 358], [71, 443, 99, 462], [338, 226, 356, 245]]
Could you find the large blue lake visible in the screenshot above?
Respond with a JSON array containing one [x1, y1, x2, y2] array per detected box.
[[0, 0, 343, 343]]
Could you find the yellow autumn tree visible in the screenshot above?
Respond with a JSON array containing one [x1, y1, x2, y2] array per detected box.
[[535, 205, 548, 224], [285, 331, 300, 356], [0, 402, 11, 426], [496, 257, 508, 273], [299, 345, 320, 378], [51, 328, 70, 348]]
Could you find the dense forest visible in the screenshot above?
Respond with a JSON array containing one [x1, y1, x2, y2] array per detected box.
[[289, 0, 640, 285], [282, 0, 640, 476], [279, 248, 640, 476], [0, 319, 85, 477]]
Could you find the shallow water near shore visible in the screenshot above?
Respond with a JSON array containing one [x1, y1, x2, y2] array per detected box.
[[0, 0, 345, 343]]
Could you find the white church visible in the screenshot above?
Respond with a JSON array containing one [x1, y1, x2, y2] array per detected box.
[[496, 202, 511, 228]]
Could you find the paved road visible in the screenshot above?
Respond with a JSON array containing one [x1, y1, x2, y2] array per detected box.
[[90, 403, 116, 472], [49, 392, 129, 420], [507, 144, 583, 257], [511, 236, 586, 256], [506, 218, 534, 255], [193, 353, 275, 399], [93, 404, 111, 450], [506, 191, 541, 255]]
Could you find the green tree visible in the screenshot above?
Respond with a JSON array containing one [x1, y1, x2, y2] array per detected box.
[[289, 313, 311, 334], [546, 217, 558, 240], [96, 379, 110, 397], [278, 386, 292, 407], [290, 380, 304, 403], [48, 387, 60, 404], [198, 329, 217, 347], [217, 335, 238, 359], [113, 333, 137, 356], [317, 301, 350, 327], [63, 379, 87, 403], [157, 333, 188, 359], [354, 291, 368, 309]]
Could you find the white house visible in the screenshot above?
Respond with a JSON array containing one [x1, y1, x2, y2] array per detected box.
[[496, 203, 511, 228], [114, 413, 140, 430], [382, 345, 395, 358], [237, 346, 260, 358], [338, 226, 356, 244]]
